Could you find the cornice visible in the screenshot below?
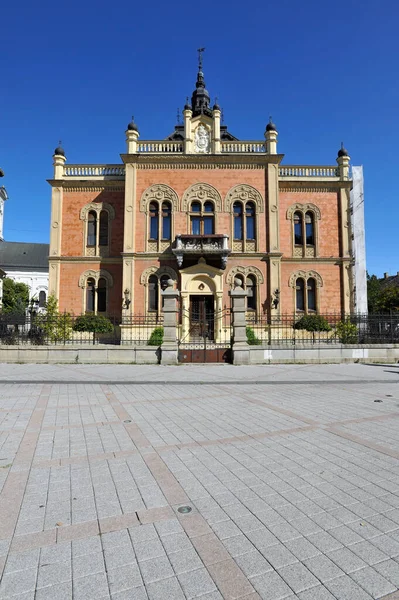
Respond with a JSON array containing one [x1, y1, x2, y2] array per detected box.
[[49, 256, 123, 263], [282, 257, 349, 264], [47, 179, 125, 191], [120, 153, 285, 169], [279, 181, 352, 192]]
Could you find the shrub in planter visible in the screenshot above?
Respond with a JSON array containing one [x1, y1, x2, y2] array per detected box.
[[294, 314, 331, 332], [335, 318, 358, 344], [73, 314, 114, 344], [148, 326, 164, 346], [246, 326, 262, 345]]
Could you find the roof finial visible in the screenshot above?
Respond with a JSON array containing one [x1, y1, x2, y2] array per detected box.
[[197, 47, 205, 71], [177, 108, 181, 125]]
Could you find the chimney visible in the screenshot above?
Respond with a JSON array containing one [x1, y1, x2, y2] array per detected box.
[[384, 272, 389, 279]]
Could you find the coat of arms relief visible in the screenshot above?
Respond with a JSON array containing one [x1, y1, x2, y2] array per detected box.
[[194, 124, 210, 153]]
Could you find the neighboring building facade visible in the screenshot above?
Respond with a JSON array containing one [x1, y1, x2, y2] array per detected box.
[[48, 61, 358, 328], [0, 242, 49, 309]]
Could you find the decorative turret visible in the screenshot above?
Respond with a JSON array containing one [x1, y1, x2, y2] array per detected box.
[[336, 142, 350, 180], [125, 116, 140, 153], [265, 117, 278, 154], [53, 141, 66, 178], [191, 48, 212, 117]]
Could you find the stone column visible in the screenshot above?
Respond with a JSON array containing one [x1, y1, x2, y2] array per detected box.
[[183, 106, 193, 153], [213, 105, 221, 153], [229, 279, 249, 365], [161, 279, 180, 364]]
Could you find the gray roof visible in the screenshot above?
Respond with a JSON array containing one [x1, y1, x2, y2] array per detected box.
[[0, 241, 49, 271]]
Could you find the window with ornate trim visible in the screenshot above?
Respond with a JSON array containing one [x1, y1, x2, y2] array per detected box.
[[79, 270, 113, 315], [140, 184, 178, 253], [190, 201, 215, 235], [287, 204, 320, 258], [232, 200, 256, 245], [290, 271, 322, 314], [227, 267, 264, 316], [147, 274, 169, 316], [80, 203, 115, 257]]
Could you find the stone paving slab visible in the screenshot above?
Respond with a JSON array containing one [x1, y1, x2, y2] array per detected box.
[[0, 363, 398, 599]]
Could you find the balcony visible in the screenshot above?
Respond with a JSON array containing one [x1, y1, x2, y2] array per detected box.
[[172, 234, 231, 270]]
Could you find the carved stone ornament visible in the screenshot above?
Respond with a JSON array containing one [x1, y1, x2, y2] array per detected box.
[[80, 202, 115, 221], [181, 183, 222, 212], [78, 269, 114, 289], [289, 270, 323, 288], [286, 203, 321, 220], [225, 184, 264, 213], [140, 184, 179, 213], [226, 266, 264, 286], [140, 265, 177, 285], [194, 124, 210, 154]]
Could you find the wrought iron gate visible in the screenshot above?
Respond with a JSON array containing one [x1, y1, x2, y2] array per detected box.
[[178, 297, 232, 363]]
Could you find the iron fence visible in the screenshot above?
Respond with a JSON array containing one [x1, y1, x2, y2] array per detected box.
[[0, 313, 165, 346], [245, 313, 399, 345]]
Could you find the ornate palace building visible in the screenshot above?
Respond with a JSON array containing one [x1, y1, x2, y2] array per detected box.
[[48, 56, 361, 335]]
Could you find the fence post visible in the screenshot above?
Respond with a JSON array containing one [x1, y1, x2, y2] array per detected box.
[[229, 278, 250, 365], [160, 279, 180, 364]]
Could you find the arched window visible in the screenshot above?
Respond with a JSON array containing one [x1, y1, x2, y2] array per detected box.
[[233, 202, 243, 240], [307, 278, 316, 311], [162, 202, 171, 240], [148, 275, 158, 312], [86, 278, 96, 312], [296, 278, 305, 312], [288, 204, 320, 257], [81, 203, 115, 257], [87, 212, 97, 247], [246, 203, 255, 240], [246, 275, 257, 311], [99, 211, 108, 246], [97, 278, 107, 313], [190, 201, 214, 235], [294, 212, 303, 245], [149, 203, 159, 240], [305, 212, 314, 246], [38, 291, 46, 308]]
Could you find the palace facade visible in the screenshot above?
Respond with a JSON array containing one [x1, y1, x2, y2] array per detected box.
[[48, 61, 359, 329]]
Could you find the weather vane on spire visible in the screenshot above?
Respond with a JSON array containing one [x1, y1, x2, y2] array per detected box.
[[197, 47, 205, 70]]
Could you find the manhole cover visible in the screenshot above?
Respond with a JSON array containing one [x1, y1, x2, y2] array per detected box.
[[177, 506, 192, 514], [123, 420, 132, 423]]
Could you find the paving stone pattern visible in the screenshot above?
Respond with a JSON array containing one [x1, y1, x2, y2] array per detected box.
[[0, 363, 399, 599]]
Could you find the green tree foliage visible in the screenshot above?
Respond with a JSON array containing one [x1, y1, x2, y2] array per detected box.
[[367, 273, 382, 313], [246, 326, 262, 345], [73, 314, 114, 345], [375, 287, 399, 312], [36, 295, 72, 344], [147, 326, 164, 346], [293, 314, 331, 332], [335, 318, 358, 343], [1, 278, 29, 314]]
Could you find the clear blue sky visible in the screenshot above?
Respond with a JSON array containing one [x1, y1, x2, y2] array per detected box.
[[1, 0, 398, 277]]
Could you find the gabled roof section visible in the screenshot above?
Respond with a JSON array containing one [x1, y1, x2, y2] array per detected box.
[[0, 241, 49, 270]]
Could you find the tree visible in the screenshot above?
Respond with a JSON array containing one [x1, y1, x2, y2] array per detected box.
[[36, 295, 72, 344], [375, 287, 399, 313], [73, 314, 114, 345], [1, 278, 29, 314], [367, 273, 382, 313]]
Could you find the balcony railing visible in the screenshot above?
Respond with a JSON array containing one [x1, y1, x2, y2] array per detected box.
[[221, 141, 266, 153], [279, 166, 339, 179], [137, 141, 184, 153], [172, 234, 231, 270], [63, 165, 125, 178]]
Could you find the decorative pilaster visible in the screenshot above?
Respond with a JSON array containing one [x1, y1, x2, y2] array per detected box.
[[213, 102, 221, 153], [161, 279, 180, 364], [229, 279, 249, 365], [336, 144, 352, 314], [267, 159, 282, 314], [183, 104, 193, 153], [122, 163, 137, 314]]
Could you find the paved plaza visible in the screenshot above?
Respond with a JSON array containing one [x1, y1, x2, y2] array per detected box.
[[0, 363, 399, 599]]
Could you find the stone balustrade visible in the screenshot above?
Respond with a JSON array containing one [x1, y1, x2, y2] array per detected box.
[[279, 166, 339, 178], [63, 165, 125, 178], [221, 141, 266, 153], [137, 141, 184, 153]]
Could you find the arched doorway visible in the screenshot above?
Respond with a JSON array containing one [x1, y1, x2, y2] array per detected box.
[[178, 260, 231, 363]]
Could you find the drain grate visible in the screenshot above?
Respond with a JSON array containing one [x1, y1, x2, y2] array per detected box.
[[177, 505, 192, 514]]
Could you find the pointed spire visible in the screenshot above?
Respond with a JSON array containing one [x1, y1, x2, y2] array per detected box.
[[191, 48, 211, 116]]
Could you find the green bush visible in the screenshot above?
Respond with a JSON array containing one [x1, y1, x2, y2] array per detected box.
[[148, 326, 164, 346], [36, 296, 73, 344], [294, 314, 331, 332], [246, 326, 262, 345], [335, 318, 358, 343], [73, 314, 113, 333]]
